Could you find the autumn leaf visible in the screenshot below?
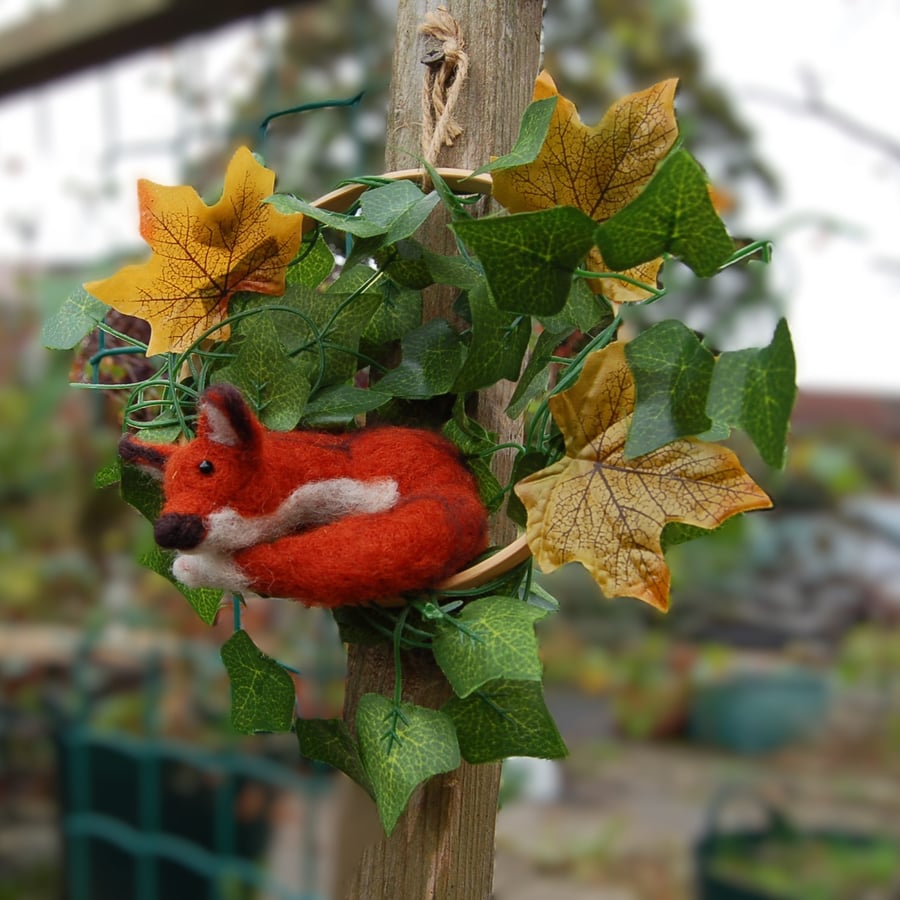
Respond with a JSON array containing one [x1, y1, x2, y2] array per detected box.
[[492, 71, 678, 303], [514, 343, 771, 610], [85, 146, 302, 356]]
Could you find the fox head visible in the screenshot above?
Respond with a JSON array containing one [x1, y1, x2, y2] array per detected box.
[[120, 385, 399, 559], [119, 384, 267, 552]]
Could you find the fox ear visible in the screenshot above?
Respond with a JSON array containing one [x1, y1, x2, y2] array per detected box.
[[119, 434, 175, 480], [198, 384, 262, 448]]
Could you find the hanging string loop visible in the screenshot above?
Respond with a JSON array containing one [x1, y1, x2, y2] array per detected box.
[[419, 6, 469, 167]]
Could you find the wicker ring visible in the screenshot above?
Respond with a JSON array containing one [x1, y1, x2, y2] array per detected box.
[[308, 167, 531, 595]]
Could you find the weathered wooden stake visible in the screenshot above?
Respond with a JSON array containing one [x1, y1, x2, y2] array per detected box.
[[335, 3, 543, 898]]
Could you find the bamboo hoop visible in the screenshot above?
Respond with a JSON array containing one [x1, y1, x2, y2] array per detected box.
[[307, 167, 532, 596], [309, 167, 493, 221], [437, 534, 531, 591]]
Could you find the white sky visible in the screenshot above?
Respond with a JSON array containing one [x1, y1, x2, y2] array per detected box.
[[691, 0, 900, 395], [1, 0, 898, 395], [0, 16, 276, 264]]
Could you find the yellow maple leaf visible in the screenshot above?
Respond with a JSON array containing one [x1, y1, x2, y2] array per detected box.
[[514, 343, 772, 610], [492, 71, 678, 303], [85, 146, 302, 356]]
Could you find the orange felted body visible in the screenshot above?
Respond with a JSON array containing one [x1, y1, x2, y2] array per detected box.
[[119, 384, 489, 607]]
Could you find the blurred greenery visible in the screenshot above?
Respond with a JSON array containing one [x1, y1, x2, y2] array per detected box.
[[710, 836, 900, 900], [0, 283, 130, 622]]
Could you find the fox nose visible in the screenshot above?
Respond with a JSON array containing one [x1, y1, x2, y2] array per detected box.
[[154, 513, 206, 550]]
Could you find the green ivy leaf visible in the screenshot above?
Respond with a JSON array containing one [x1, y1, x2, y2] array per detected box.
[[296, 718, 373, 797], [273, 283, 380, 388], [232, 285, 313, 357], [323, 263, 385, 302], [695, 421, 732, 443], [506, 450, 552, 527], [442, 400, 504, 513], [362, 281, 423, 346], [137, 417, 183, 444], [120, 465, 164, 522], [432, 597, 545, 698], [506, 328, 571, 420], [376, 318, 466, 399], [220, 629, 296, 734], [93, 459, 121, 489], [375, 240, 434, 290], [356, 694, 460, 835], [265, 194, 386, 237], [375, 239, 482, 293], [624, 320, 715, 458], [319, 291, 385, 381], [347, 195, 439, 268], [524, 579, 561, 614], [301, 384, 391, 427], [452, 206, 598, 316], [289, 235, 335, 289], [213, 312, 310, 431], [443, 679, 568, 764], [421, 245, 482, 290], [473, 96, 559, 174], [420, 160, 480, 221], [452, 282, 531, 392], [41, 286, 109, 350], [660, 519, 725, 552], [139, 545, 222, 625], [594, 149, 734, 277], [706, 318, 796, 468], [361, 181, 441, 242], [538, 276, 612, 335]]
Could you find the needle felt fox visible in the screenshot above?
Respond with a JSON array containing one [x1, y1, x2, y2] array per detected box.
[[119, 384, 488, 607]]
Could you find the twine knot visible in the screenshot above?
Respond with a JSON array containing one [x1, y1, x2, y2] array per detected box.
[[419, 6, 469, 167]]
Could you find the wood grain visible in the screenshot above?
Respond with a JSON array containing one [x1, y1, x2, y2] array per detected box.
[[336, 4, 543, 897]]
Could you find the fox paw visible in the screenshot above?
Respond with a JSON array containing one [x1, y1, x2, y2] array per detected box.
[[172, 552, 249, 593]]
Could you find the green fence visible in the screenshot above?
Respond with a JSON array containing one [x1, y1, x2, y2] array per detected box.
[[55, 642, 338, 900]]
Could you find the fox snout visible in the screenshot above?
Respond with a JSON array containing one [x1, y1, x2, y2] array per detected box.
[[154, 513, 207, 550]]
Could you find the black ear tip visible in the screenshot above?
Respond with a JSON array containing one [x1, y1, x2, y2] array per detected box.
[[118, 432, 170, 472], [118, 433, 139, 460], [200, 383, 260, 445], [204, 383, 246, 406]]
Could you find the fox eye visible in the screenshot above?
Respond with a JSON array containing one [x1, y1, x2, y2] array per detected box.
[[198, 460, 215, 475]]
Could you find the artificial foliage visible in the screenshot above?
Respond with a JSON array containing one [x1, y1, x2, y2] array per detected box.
[[44, 70, 797, 835], [85, 146, 302, 356], [491, 71, 678, 302], [513, 341, 773, 611]]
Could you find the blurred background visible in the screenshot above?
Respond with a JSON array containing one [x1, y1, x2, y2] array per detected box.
[[1, 1, 898, 898]]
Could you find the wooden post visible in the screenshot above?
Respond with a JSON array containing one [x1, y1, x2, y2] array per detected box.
[[334, 2, 543, 898]]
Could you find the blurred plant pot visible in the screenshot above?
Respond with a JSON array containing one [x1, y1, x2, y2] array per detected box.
[[696, 788, 899, 899], [689, 668, 828, 754]]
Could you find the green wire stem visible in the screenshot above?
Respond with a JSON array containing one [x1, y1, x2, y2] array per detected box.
[[525, 312, 622, 453], [718, 238, 774, 269], [258, 91, 365, 143], [382, 606, 412, 753], [574, 267, 666, 300]]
